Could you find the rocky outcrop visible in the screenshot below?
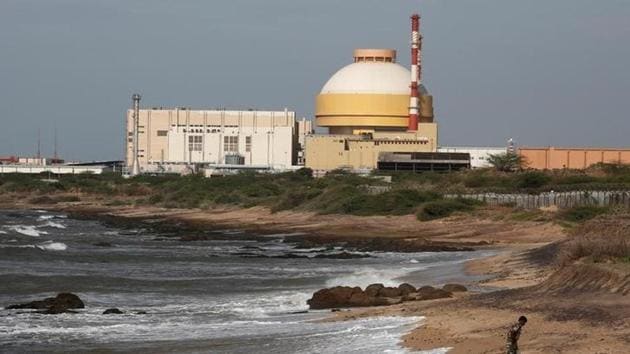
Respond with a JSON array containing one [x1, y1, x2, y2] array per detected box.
[[6, 293, 85, 314], [103, 308, 124, 314], [398, 283, 417, 295], [442, 284, 468, 293], [307, 283, 457, 309]]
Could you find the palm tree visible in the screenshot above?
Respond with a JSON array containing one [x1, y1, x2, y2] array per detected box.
[[487, 152, 525, 172]]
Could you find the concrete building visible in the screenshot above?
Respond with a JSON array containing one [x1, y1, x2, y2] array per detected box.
[[125, 103, 300, 174], [0, 164, 110, 175], [315, 49, 435, 134], [305, 49, 438, 173], [438, 147, 507, 169], [305, 16, 441, 173], [296, 118, 313, 165], [519, 147, 630, 170]]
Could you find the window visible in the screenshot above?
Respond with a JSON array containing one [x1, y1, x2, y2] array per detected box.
[[224, 136, 239, 153], [157, 130, 168, 137], [188, 135, 203, 151], [245, 136, 252, 152]]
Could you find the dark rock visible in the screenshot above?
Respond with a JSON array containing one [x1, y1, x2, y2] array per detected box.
[[290, 310, 308, 314], [442, 284, 468, 293], [313, 252, 370, 259], [53, 293, 85, 309], [43, 304, 78, 315], [103, 308, 124, 315], [135, 311, 147, 315], [6, 293, 84, 312], [416, 286, 452, 301], [6, 297, 55, 310], [398, 283, 417, 296], [307, 286, 362, 309], [331, 308, 341, 312], [348, 291, 374, 307], [365, 284, 384, 297], [93, 242, 113, 247], [377, 287, 402, 298]]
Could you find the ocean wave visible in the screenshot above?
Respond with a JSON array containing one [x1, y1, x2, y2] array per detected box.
[[41, 221, 66, 229], [37, 214, 68, 221], [324, 267, 425, 288], [4, 225, 48, 237], [36, 241, 68, 251]]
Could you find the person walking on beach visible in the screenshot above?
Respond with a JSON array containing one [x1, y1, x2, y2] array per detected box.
[[506, 316, 527, 354]]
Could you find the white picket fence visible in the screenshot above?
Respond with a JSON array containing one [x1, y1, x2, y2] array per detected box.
[[447, 190, 630, 209]]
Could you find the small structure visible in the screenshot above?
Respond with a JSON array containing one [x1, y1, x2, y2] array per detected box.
[[438, 147, 507, 169], [378, 152, 470, 172]]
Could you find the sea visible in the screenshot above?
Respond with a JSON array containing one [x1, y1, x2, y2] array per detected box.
[[0, 209, 491, 354]]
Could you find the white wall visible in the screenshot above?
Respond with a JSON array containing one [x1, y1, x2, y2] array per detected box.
[[165, 126, 294, 169], [438, 146, 507, 168]]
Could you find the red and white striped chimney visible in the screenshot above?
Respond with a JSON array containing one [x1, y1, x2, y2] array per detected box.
[[407, 14, 420, 132]]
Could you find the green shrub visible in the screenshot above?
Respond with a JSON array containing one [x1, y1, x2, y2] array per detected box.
[[416, 198, 479, 221], [516, 172, 552, 189], [148, 194, 164, 204], [559, 205, 610, 223]]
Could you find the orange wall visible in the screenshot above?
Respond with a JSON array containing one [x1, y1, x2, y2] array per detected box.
[[519, 147, 630, 170]]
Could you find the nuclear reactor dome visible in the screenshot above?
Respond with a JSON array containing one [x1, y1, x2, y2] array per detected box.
[[316, 49, 432, 135]]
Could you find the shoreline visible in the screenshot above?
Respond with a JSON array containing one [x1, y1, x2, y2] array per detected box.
[[4, 198, 629, 352]]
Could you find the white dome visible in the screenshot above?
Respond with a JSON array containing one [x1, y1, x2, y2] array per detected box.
[[321, 62, 427, 95]]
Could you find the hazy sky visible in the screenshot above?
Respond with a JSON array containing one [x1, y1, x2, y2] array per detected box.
[[1, 0, 629, 160]]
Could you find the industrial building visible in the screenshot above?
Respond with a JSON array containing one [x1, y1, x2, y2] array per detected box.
[[519, 147, 630, 170], [125, 95, 310, 175], [305, 15, 441, 173], [438, 147, 508, 169]]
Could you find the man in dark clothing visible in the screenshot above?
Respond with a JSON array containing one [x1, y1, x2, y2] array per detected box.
[[506, 316, 527, 354]]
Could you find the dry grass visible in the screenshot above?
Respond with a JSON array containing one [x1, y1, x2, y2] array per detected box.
[[559, 214, 630, 265]]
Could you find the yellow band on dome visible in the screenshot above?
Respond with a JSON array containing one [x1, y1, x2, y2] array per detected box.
[[316, 93, 409, 128]]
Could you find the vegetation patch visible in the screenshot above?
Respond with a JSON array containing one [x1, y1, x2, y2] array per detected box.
[[559, 206, 611, 223], [559, 215, 630, 265], [416, 198, 483, 221]]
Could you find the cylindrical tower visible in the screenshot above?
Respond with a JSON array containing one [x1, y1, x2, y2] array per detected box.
[[131, 93, 141, 176], [408, 14, 420, 131]]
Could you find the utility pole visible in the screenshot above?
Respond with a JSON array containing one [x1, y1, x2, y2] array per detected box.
[[53, 123, 58, 160], [131, 93, 142, 176], [37, 128, 41, 161]]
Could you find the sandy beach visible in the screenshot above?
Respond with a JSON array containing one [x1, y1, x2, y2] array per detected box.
[[2, 194, 629, 353]]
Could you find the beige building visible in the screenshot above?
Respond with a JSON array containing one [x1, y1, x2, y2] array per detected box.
[[305, 49, 438, 172], [306, 126, 437, 171], [519, 147, 630, 170], [126, 107, 302, 173]]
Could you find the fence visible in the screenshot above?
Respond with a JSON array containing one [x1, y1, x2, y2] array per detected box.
[[447, 190, 630, 209]]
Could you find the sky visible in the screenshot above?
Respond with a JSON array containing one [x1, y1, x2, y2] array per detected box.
[[1, 0, 629, 161]]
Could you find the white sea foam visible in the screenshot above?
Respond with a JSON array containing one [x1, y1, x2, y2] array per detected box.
[[325, 267, 425, 288], [36, 241, 67, 251], [0, 230, 7, 234], [5, 225, 47, 237], [41, 221, 66, 229]]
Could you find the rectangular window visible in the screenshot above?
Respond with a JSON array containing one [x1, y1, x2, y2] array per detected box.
[[188, 135, 203, 151], [157, 130, 168, 137], [223, 136, 239, 153], [245, 136, 252, 152]]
